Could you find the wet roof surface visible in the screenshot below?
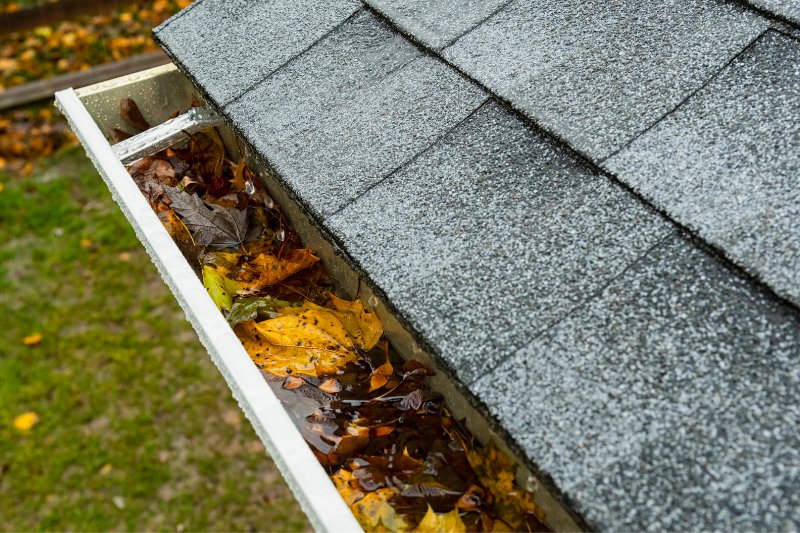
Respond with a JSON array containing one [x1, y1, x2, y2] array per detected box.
[[154, 2, 800, 530]]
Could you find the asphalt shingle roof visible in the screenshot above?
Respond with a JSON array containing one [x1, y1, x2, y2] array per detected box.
[[154, 2, 800, 529]]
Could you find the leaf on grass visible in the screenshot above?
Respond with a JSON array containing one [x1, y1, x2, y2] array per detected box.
[[13, 411, 39, 432], [235, 249, 319, 292], [328, 294, 383, 350], [227, 296, 290, 327], [416, 505, 466, 533], [165, 185, 253, 247], [202, 265, 241, 311], [22, 333, 43, 346], [236, 311, 357, 376]]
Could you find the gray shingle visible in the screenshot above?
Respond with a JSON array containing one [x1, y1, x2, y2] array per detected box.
[[604, 31, 800, 307], [326, 102, 672, 384], [748, 0, 800, 24], [225, 12, 487, 219], [153, 0, 361, 106], [473, 234, 800, 531], [442, 0, 768, 161], [365, 0, 510, 49]]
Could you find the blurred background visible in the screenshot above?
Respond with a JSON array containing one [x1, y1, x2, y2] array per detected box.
[[0, 1, 307, 530]]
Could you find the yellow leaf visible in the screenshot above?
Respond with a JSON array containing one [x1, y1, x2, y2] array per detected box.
[[236, 310, 357, 377], [331, 469, 364, 506], [13, 412, 39, 432], [22, 333, 43, 346], [328, 294, 383, 350], [235, 249, 318, 293], [466, 444, 541, 530], [99, 463, 113, 476], [416, 506, 466, 533], [350, 488, 410, 532], [202, 265, 239, 311]]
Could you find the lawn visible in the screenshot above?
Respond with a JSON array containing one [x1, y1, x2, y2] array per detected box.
[[0, 145, 309, 531]]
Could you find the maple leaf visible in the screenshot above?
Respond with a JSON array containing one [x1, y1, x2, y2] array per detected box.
[[164, 185, 257, 248], [416, 506, 466, 533]]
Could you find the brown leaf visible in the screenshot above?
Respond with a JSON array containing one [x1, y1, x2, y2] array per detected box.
[[108, 127, 131, 143], [119, 98, 150, 131], [319, 378, 342, 394]]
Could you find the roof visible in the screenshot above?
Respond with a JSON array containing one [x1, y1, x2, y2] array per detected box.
[[153, 1, 800, 530]]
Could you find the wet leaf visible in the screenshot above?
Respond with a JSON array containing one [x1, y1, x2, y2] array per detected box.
[[227, 296, 290, 327], [328, 294, 383, 350], [165, 185, 252, 248], [467, 444, 543, 530], [351, 489, 410, 532], [202, 265, 238, 311], [235, 249, 319, 293], [416, 505, 466, 533], [398, 389, 424, 412], [13, 412, 39, 432], [332, 468, 365, 506], [236, 311, 357, 377], [120, 98, 150, 132], [319, 378, 342, 394]]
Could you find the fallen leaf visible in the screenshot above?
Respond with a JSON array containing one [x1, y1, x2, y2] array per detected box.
[[331, 468, 365, 506], [202, 264, 240, 311], [416, 505, 466, 533], [234, 249, 319, 293], [99, 463, 113, 476], [467, 444, 543, 530], [227, 296, 290, 327], [165, 186, 254, 248], [319, 378, 342, 394], [236, 312, 357, 377], [328, 294, 383, 350], [120, 98, 150, 131], [13, 411, 39, 431], [22, 333, 43, 346], [350, 488, 410, 532]]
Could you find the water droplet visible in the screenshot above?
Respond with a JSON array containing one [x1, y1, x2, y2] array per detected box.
[[245, 180, 255, 195], [275, 228, 285, 242], [368, 295, 379, 308]]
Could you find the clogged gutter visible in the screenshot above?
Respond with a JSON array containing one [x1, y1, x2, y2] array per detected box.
[[115, 98, 549, 533]]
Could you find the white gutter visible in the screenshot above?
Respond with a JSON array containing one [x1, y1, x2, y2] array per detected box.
[[55, 87, 363, 533]]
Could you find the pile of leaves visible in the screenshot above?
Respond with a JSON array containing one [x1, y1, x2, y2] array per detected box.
[[120, 98, 549, 532], [0, 106, 75, 175], [0, 0, 191, 90]]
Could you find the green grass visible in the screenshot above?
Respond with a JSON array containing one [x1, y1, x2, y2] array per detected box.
[[0, 146, 309, 531]]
